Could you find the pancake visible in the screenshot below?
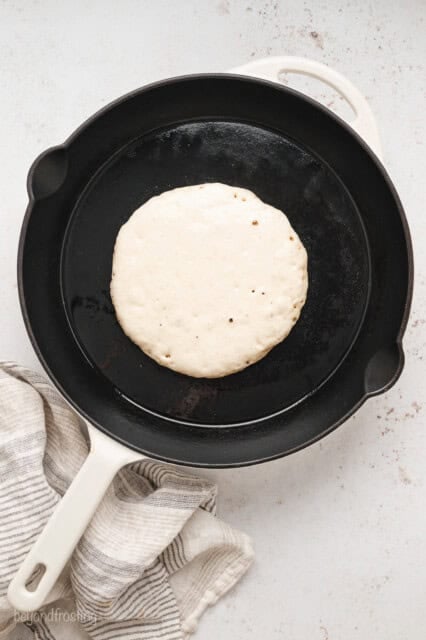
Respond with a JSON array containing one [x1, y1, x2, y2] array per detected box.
[[110, 183, 308, 378]]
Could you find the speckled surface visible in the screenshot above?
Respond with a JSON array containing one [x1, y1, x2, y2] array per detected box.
[[1, 1, 425, 638]]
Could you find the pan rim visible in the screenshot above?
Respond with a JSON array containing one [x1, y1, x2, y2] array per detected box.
[[17, 73, 414, 467]]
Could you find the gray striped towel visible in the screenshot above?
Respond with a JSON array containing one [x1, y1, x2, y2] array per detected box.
[[0, 363, 253, 640]]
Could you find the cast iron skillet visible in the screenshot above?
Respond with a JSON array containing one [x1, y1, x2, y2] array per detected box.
[[10, 62, 413, 612], [18, 73, 412, 468]]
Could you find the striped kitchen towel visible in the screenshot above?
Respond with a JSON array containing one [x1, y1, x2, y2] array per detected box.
[[0, 363, 253, 640]]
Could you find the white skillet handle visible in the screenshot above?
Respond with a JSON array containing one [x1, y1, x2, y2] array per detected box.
[[230, 56, 383, 161], [8, 425, 142, 612]]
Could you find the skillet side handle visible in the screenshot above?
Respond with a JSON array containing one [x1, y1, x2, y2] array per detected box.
[[230, 56, 383, 161], [7, 425, 142, 612]]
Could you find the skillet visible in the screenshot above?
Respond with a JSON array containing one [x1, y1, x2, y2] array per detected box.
[[9, 58, 413, 611]]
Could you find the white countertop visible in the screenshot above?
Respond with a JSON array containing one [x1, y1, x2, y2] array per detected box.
[[1, 1, 425, 638]]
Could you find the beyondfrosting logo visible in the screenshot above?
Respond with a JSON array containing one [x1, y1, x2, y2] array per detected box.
[[14, 608, 97, 624]]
